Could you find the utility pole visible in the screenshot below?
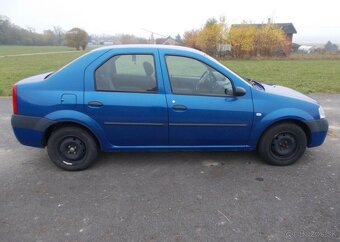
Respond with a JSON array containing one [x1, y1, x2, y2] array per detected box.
[[141, 28, 167, 44]]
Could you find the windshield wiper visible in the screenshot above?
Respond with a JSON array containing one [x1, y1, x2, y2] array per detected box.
[[44, 72, 54, 79], [245, 78, 265, 91]]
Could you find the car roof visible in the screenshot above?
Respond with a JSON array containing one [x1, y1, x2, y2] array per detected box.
[[91, 44, 204, 54]]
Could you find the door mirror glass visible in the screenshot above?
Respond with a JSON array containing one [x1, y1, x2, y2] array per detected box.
[[234, 86, 247, 96]]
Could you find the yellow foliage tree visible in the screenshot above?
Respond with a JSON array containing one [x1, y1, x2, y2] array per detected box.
[[184, 17, 228, 56], [254, 24, 286, 56], [184, 19, 287, 58], [230, 22, 286, 57], [229, 24, 257, 57], [183, 29, 200, 50], [198, 19, 220, 56]]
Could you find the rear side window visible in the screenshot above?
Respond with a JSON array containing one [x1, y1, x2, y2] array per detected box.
[[95, 54, 157, 93]]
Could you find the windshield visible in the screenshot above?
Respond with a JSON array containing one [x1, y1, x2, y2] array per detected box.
[[202, 53, 252, 86]]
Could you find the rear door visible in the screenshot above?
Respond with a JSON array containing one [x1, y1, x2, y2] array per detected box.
[[84, 49, 168, 147]]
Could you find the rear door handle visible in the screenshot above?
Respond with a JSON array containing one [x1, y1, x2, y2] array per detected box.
[[172, 104, 187, 110], [88, 101, 103, 107]]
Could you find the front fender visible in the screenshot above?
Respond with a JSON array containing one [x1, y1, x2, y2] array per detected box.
[[249, 108, 314, 148], [44, 110, 110, 150]]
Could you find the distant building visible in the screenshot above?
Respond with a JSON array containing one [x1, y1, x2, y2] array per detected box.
[[231, 22, 297, 56], [102, 41, 114, 45], [298, 45, 315, 54], [155, 36, 179, 45], [292, 43, 301, 52], [217, 44, 231, 57]]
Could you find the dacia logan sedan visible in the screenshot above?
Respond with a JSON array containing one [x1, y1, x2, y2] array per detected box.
[[11, 45, 328, 170]]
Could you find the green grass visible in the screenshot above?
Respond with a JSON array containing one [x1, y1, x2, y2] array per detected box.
[[0, 45, 76, 56], [0, 51, 85, 95], [221, 59, 340, 93], [0, 46, 339, 95]]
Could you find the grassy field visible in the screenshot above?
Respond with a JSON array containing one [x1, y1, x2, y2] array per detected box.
[[0, 45, 339, 95], [222, 59, 340, 93], [0, 45, 76, 56], [0, 46, 85, 95]]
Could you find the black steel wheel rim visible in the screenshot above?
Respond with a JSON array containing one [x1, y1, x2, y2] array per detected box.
[[271, 132, 297, 157], [58, 136, 86, 164]]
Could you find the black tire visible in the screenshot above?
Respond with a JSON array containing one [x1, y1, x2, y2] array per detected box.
[[47, 126, 98, 171], [258, 122, 307, 166]]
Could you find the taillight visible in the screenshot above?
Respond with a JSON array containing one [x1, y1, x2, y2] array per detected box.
[[12, 85, 18, 114]]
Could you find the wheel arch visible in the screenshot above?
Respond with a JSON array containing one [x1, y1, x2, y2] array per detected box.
[[256, 119, 311, 149], [43, 121, 102, 149]]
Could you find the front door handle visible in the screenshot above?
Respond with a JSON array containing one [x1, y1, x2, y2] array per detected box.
[[172, 104, 187, 111], [88, 101, 103, 107]]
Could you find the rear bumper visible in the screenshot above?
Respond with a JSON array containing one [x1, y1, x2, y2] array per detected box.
[[11, 114, 55, 148], [303, 118, 328, 147]]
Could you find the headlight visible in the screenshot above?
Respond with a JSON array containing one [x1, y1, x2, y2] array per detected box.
[[319, 106, 326, 119]]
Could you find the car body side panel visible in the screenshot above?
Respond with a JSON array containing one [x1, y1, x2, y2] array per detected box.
[[12, 127, 45, 148], [249, 88, 327, 148]]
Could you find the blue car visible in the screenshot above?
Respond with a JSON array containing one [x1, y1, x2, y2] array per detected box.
[[11, 45, 328, 170]]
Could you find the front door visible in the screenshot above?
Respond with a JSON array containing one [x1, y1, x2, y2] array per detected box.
[[84, 51, 168, 147], [162, 55, 253, 147]]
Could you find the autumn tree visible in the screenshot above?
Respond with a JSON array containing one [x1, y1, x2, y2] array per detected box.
[[229, 23, 257, 57], [230, 22, 286, 57], [65, 28, 88, 50], [183, 29, 201, 50], [198, 18, 222, 56], [254, 24, 286, 56], [183, 17, 228, 56]]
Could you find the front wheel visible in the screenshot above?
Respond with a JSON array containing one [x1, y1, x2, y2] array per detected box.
[[47, 126, 98, 171], [258, 123, 307, 166]]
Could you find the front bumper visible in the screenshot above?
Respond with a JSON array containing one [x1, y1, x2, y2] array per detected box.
[[303, 118, 328, 147], [11, 114, 55, 148]]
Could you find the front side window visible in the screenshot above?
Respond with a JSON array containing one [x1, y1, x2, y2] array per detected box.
[[165, 56, 233, 96], [95, 54, 157, 93]]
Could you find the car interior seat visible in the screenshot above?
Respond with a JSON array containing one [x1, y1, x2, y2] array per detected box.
[[143, 61, 157, 91]]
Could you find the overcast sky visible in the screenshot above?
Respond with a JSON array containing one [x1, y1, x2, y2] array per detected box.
[[1, 0, 340, 44]]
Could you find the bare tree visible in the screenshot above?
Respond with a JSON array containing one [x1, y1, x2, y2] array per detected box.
[[53, 26, 64, 45]]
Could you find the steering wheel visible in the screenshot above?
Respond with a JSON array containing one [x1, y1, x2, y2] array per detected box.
[[193, 69, 217, 93]]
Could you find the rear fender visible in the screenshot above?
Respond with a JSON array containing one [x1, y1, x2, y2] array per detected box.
[[45, 110, 110, 150]]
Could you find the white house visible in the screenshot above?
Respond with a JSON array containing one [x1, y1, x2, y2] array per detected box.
[[298, 45, 315, 54]]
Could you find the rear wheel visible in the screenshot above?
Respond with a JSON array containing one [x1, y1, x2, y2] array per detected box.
[[47, 126, 98, 171], [258, 123, 307, 166]]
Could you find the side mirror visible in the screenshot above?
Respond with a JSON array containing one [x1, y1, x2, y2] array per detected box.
[[234, 86, 246, 97]]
